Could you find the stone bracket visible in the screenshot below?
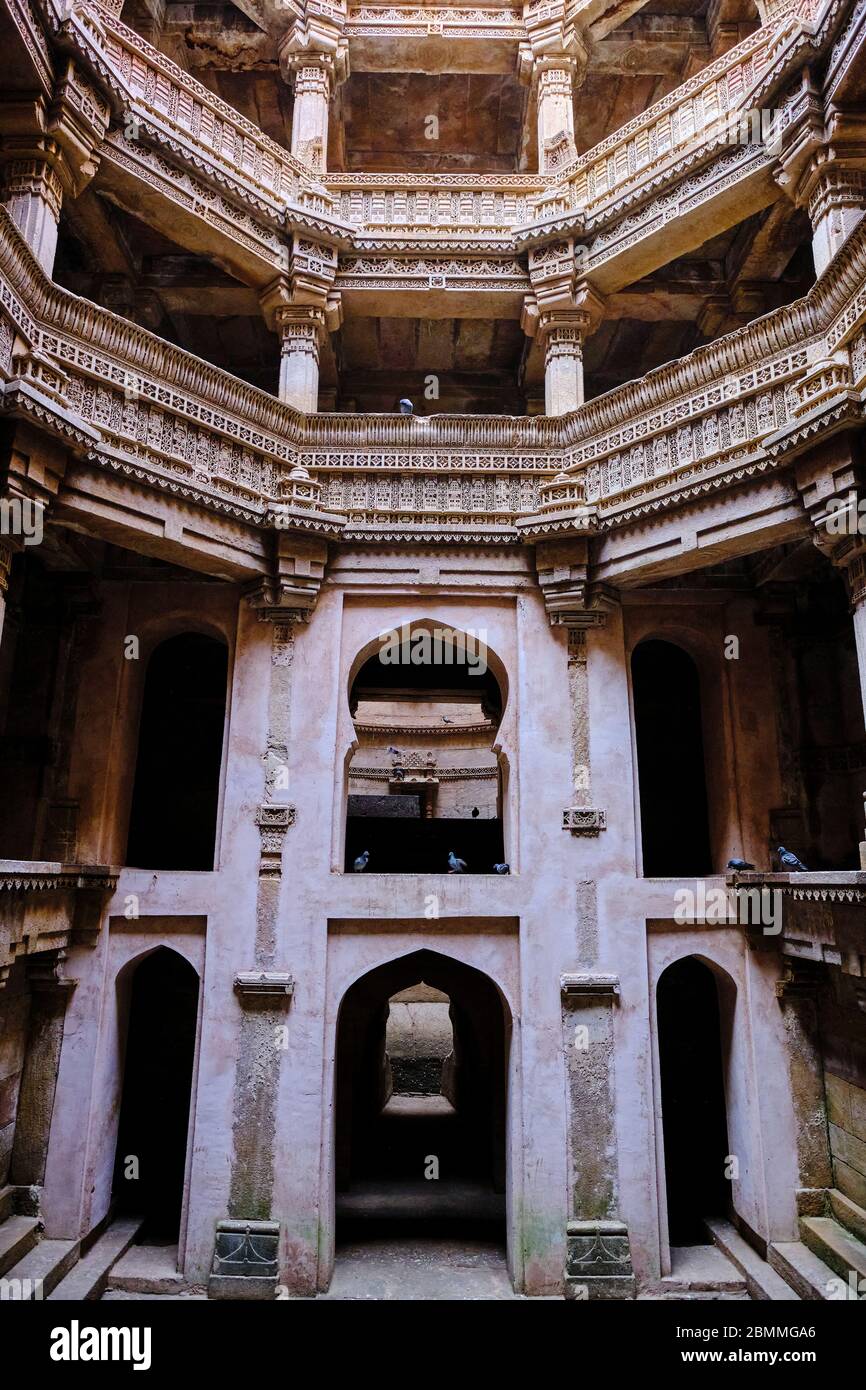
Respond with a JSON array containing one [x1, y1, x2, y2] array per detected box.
[[234, 971, 294, 1003], [561, 972, 619, 999], [562, 807, 607, 835]]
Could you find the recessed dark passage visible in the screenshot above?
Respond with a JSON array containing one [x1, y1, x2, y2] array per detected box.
[[113, 948, 200, 1241], [126, 632, 228, 869], [632, 639, 712, 876], [335, 951, 509, 1253], [657, 956, 731, 1246]]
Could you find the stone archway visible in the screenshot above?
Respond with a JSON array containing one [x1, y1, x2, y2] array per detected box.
[[332, 949, 511, 1284]]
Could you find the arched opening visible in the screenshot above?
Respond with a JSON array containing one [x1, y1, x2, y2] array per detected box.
[[112, 948, 200, 1243], [344, 623, 507, 873], [632, 639, 712, 876], [126, 632, 228, 869], [657, 956, 732, 1246], [335, 950, 510, 1272]]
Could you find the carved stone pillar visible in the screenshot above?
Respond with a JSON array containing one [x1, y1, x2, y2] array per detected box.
[[805, 165, 866, 277], [535, 62, 580, 174], [540, 311, 586, 416], [209, 617, 299, 1299], [277, 305, 325, 412], [775, 960, 833, 1210], [561, 974, 635, 1298], [288, 59, 333, 171], [0, 73, 108, 275], [2, 152, 65, 273], [9, 956, 77, 1189]]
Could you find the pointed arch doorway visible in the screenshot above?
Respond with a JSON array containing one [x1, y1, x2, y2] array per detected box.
[[330, 949, 515, 1291]]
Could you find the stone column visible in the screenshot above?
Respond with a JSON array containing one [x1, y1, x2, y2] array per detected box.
[[288, 60, 333, 171], [536, 62, 580, 174], [276, 305, 325, 412], [775, 961, 833, 1210], [806, 166, 866, 277], [209, 617, 299, 1299], [9, 957, 77, 1189], [0, 75, 107, 277], [561, 974, 635, 1299], [2, 149, 65, 274], [540, 311, 586, 416]]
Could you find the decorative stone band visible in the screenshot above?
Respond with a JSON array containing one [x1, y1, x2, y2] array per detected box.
[[254, 803, 296, 877], [233, 971, 294, 1003], [208, 1219, 281, 1301], [565, 1219, 636, 1300], [562, 808, 607, 835]]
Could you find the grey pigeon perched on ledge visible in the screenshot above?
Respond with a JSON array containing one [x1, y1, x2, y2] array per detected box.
[[493, 863, 510, 875], [777, 845, 808, 871], [448, 850, 467, 874], [727, 858, 755, 870], [353, 849, 370, 872], [398, 399, 413, 414]]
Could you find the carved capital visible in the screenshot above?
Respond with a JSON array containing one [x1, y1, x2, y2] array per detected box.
[[254, 802, 296, 876]]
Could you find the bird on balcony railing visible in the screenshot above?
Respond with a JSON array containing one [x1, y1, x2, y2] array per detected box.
[[448, 850, 467, 874], [777, 846, 808, 871], [353, 850, 370, 872], [493, 863, 510, 874], [727, 858, 755, 871]]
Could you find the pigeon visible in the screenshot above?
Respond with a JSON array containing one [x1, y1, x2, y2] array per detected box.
[[493, 863, 510, 874], [398, 398, 413, 415], [353, 849, 370, 872], [386, 746, 402, 757], [727, 858, 755, 871], [471, 807, 479, 819], [778, 845, 808, 871], [442, 716, 453, 724], [447, 850, 467, 874]]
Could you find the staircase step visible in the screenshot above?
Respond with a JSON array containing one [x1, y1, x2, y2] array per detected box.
[[0, 1187, 16, 1223], [662, 1244, 749, 1295], [2, 1239, 78, 1299], [768, 1240, 840, 1300], [106, 1244, 184, 1295], [827, 1188, 866, 1246], [800, 1215, 866, 1286], [704, 1218, 800, 1301], [50, 1217, 144, 1301], [0, 1215, 40, 1278]]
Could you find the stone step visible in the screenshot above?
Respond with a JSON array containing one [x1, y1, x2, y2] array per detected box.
[[106, 1244, 185, 1295], [0, 1215, 41, 1279], [0, 1187, 17, 1224], [704, 1218, 800, 1301], [800, 1215, 866, 1288], [661, 1243, 749, 1296], [768, 1240, 840, 1300], [827, 1188, 866, 1247], [49, 1217, 144, 1301], [2, 1239, 79, 1299]]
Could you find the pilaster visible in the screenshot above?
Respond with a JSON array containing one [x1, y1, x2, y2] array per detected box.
[[561, 974, 635, 1298]]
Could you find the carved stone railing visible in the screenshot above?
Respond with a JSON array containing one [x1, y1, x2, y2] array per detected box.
[[1, 202, 866, 545], [7, 0, 849, 291]]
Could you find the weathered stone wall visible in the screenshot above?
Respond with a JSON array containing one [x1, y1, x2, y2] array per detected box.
[[0, 961, 29, 1185]]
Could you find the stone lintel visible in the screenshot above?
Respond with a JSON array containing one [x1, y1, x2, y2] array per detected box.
[[233, 970, 294, 1001], [561, 971, 620, 998]]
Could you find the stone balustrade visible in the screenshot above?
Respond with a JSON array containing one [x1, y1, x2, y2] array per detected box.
[[3, 0, 846, 297], [1, 200, 866, 554]]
